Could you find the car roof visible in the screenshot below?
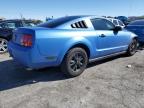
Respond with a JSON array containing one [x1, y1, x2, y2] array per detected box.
[[74, 15, 104, 19], [38, 15, 107, 28], [106, 18, 121, 21], [131, 19, 144, 23], [129, 19, 144, 26], [53, 15, 105, 20], [59, 15, 109, 22]]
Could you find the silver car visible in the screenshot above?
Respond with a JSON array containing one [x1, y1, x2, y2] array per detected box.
[[107, 18, 125, 28]]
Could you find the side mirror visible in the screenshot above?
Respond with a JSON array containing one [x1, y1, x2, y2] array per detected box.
[[113, 26, 122, 32]]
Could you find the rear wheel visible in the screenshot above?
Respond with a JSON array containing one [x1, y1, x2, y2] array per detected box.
[[126, 38, 138, 56], [61, 48, 88, 77], [0, 38, 8, 54]]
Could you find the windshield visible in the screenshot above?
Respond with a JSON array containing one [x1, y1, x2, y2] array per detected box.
[[38, 16, 82, 28]]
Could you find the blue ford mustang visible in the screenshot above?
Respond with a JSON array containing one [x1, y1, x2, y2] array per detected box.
[[8, 16, 138, 77]]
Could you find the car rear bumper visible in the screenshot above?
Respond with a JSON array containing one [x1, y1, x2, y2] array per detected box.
[[8, 41, 59, 69]]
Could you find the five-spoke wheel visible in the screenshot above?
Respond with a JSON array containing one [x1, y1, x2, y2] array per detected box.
[[127, 38, 138, 56], [0, 38, 8, 54], [61, 48, 88, 77]]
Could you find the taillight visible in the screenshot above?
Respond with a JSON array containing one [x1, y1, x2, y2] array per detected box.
[[20, 34, 33, 47]]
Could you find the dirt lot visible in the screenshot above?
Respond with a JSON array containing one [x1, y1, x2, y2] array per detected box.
[[0, 49, 144, 108]]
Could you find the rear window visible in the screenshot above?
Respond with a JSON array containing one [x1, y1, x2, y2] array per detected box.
[[38, 16, 81, 28], [23, 21, 36, 27], [129, 20, 144, 26]]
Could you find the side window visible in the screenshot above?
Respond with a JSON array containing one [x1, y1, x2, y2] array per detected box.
[[5, 22, 17, 29], [71, 20, 88, 29], [91, 18, 115, 30], [118, 20, 124, 26], [113, 20, 118, 26]]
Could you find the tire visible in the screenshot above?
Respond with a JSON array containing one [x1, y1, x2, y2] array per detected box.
[[126, 38, 138, 56], [0, 38, 8, 54], [61, 48, 88, 77]]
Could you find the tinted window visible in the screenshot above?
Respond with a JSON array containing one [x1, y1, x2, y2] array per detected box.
[[129, 20, 144, 26], [91, 18, 115, 30], [5, 22, 17, 28], [38, 16, 82, 28], [113, 20, 118, 25], [71, 20, 88, 29]]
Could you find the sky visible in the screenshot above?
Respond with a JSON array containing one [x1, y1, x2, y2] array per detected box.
[[0, 0, 144, 21]]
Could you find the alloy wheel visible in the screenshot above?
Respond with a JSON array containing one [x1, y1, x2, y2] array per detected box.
[[0, 38, 8, 54], [69, 52, 85, 73], [129, 39, 137, 53]]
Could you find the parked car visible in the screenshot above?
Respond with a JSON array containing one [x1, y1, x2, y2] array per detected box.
[[107, 18, 125, 28], [8, 16, 138, 77], [0, 19, 36, 53], [125, 20, 144, 45], [116, 16, 129, 25]]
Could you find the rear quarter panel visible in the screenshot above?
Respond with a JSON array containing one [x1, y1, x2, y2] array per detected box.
[[35, 29, 97, 65]]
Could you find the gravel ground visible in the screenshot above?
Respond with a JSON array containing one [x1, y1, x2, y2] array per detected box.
[[0, 49, 144, 108]]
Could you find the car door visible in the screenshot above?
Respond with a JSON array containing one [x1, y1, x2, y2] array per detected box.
[[0, 22, 5, 35], [91, 18, 129, 57]]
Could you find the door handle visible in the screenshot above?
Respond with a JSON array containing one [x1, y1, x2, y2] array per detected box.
[[99, 34, 106, 37]]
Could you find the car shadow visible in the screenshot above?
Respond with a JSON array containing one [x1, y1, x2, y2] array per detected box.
[[0, 54, 130, 91], [0, 60, 68, 91]]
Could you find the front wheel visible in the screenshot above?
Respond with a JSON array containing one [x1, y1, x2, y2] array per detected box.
[[61, 48, 88, 77], [126, 38, 138, 56], [0, 38, 8, 54]]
